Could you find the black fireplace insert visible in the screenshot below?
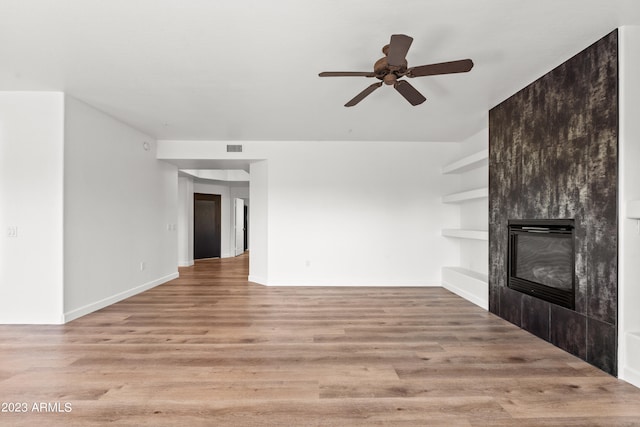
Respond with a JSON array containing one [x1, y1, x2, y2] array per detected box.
[[507, 219, 575, 309]]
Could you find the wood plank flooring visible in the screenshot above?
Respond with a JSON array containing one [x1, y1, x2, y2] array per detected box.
[[1, 253, 640, 426]]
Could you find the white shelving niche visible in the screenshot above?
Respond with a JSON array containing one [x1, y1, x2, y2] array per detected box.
[[441, 229, 488, 241], [442, 187, 488, 204], [441, 130, 489, 310], [442, 148, 488, 174]]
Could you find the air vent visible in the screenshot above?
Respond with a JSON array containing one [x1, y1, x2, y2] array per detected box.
[[227, 144, 243, 153]]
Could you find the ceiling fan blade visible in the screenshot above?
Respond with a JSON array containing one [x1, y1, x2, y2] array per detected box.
[[408, 59, 474, 77], [386, 34, 413, 67], [394, 80, 426, 106], [345, 82, 383, 107], [319, 71, 376, 77]]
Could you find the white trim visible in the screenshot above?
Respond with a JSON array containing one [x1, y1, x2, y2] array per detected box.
[[0, 313, 66, 325], [63, 272, 179, 322], [621, 331, 640, 387], [248, 275, 268, 285], [259, 281, 442, 287], [622, 366, 640, 389], [179, 260, 194, 267]]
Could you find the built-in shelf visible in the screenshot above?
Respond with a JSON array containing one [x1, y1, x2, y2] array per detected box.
[[441, 266, 488, 310], [626, 200, 640, 219], [442, 187, 488, 204], [442, 149, 489, 174], [442, 266, 488, 284], [439, 143, 489, 311], [441, 229, 488, 241]]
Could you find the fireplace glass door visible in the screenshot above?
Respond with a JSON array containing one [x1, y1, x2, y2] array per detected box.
[[508, 219, 575, 309]]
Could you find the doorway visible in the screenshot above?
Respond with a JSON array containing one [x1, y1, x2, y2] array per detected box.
[[194, 193, 221, 259], [244, 204, 248, 252]]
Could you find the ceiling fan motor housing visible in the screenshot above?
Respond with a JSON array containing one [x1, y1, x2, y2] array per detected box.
[[374, 56, 408, 85]]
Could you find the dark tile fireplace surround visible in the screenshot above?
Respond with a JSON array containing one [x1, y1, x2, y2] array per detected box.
[[489, 30, 618, 375]]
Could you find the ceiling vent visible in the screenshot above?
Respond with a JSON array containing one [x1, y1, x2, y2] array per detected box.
[[227, 144, 243, 153]]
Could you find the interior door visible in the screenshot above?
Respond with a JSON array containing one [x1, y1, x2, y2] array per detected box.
[[194, 193, 221, 259], [244, 204, 248, 252], [234, 198, 245, 256]]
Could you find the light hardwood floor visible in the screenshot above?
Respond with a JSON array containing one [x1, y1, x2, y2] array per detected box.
[[1, 253, 640, 426]]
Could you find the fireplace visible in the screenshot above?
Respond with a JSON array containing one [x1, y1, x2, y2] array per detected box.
[[508, 219, 575, 309]]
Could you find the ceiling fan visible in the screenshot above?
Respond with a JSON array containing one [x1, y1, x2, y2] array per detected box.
[[319, 34, 474, 107]]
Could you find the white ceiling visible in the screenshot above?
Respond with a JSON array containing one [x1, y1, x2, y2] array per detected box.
[[1, 0, 639, 143]]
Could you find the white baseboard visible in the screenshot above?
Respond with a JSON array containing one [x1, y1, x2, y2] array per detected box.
[[179, 260, 194, 267], [248, 275, 268, 285], [64, 272, 179, 323], [253, 280, 441, 287], [622, 366, 640, 389], [621, 332, 640, 389], [0, 313, 66, 325]]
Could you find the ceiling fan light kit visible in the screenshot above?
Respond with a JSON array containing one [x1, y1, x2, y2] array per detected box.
[[319, 34, 474, 107]]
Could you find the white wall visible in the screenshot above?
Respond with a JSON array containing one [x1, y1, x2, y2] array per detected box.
[[0, 92, 65, 324], [178, 176, 194, 266], [249, 160, 268, 283], [63, 96, 178, 321], [158, 140, 459, 286], [619, 25, 640, 388]]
